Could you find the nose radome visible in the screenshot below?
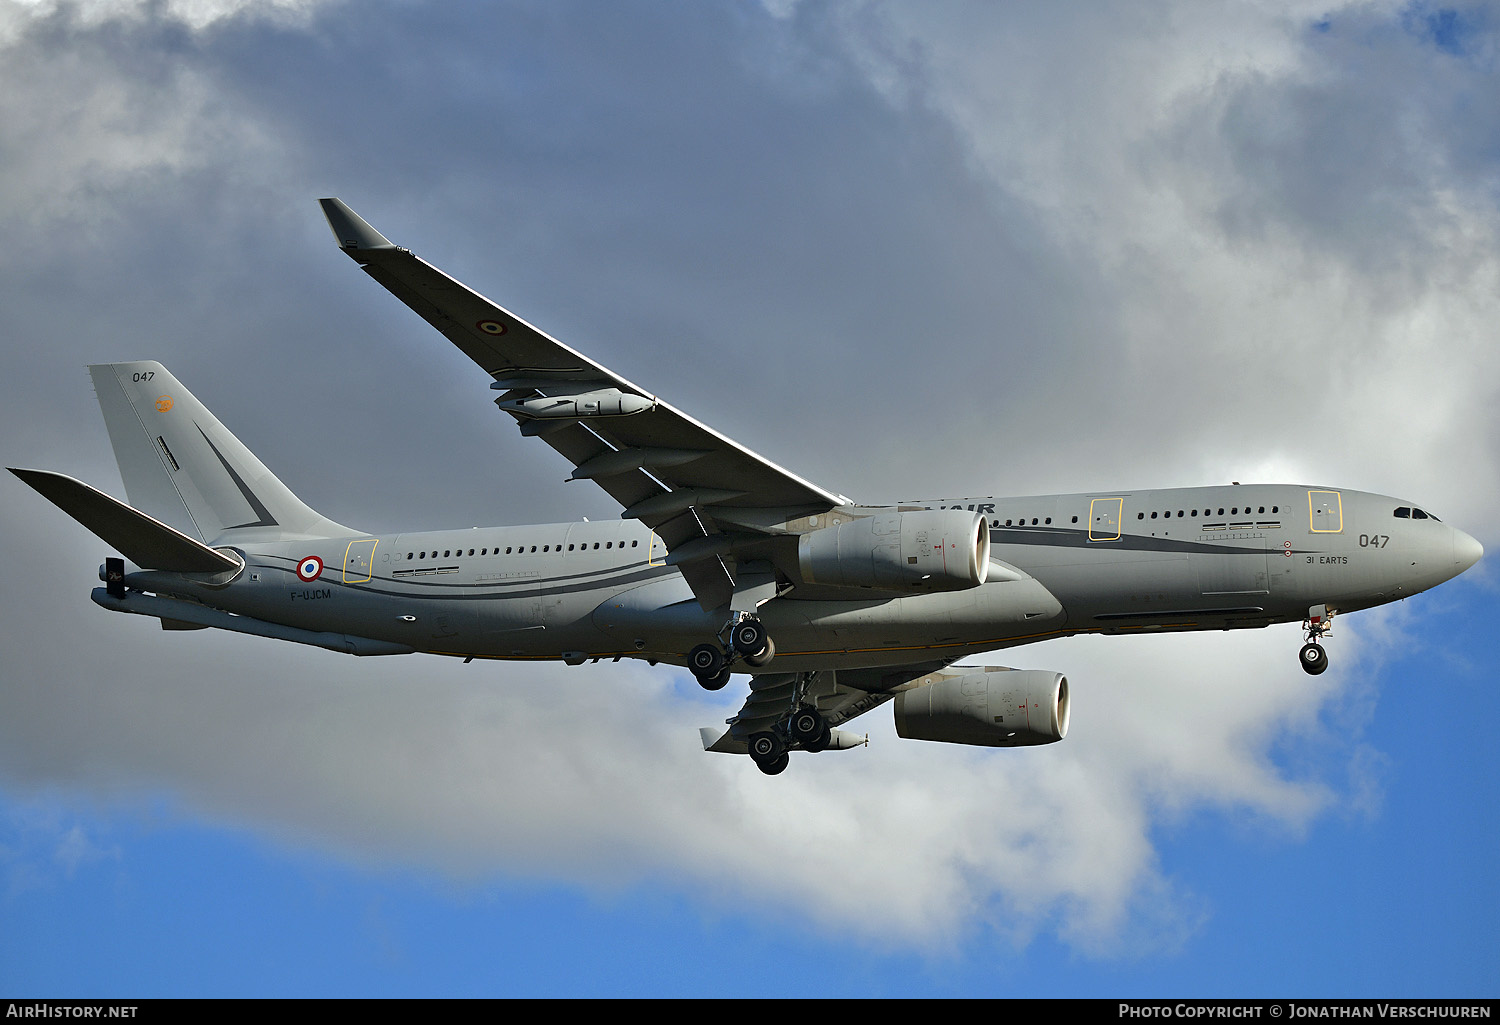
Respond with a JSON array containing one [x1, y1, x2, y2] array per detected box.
[[1453, 529, 1484, 574]]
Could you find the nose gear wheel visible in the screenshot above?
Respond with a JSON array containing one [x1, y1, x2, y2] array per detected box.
[[1299, 606, 1335, 676]]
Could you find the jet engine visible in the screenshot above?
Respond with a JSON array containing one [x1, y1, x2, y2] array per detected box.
[[893, 668, 1069, 747], [796, 509, 990, 592]]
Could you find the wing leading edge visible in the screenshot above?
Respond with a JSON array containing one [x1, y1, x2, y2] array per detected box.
[[319, 198, 848, 611]]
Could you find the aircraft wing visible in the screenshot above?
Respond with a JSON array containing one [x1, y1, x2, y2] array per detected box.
[[320, 198, 848, 611]]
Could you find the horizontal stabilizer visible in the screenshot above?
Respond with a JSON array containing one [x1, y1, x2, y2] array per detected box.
[[10, 468, 241, 573]]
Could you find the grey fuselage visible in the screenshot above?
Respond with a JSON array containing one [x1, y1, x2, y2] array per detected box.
[[121, 483, 1481, 674]]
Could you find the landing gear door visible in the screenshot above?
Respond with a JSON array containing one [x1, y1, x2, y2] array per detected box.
[[1308, 490, 1343, 533], [343, 539, 377, 582], [1089, 497, 1123, 541]]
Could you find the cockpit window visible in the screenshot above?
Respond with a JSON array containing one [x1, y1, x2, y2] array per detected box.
[[1412, 509, 1429, 520], [1394, 507, 1411, 518]]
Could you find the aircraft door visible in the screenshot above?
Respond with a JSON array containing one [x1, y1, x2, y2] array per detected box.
[[1088, 498, 1123, 541], [1308, 490, 1343, 533], [343, 539, 377, 582]]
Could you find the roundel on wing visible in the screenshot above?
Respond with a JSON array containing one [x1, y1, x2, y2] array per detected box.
[[476, 319, 507, 336], [296, 556, 324, 582]]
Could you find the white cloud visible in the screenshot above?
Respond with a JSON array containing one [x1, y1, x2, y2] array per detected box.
[[0, 0, 331, 42], [833, 0, 1500, 527]]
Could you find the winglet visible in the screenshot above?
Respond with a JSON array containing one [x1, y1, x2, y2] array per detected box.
[[319, 197, 397, 253]]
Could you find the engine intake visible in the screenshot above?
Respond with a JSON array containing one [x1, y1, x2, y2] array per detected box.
[[797, 509, 990, 592], [893, 669, 1069, 747]]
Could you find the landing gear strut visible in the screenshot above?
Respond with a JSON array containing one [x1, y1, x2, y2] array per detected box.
[[1299, 604, 1334, 676]]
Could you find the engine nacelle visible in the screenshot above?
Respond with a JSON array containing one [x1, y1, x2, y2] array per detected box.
[[796, 509, 990, 592], [893, 668, 1069, 747]]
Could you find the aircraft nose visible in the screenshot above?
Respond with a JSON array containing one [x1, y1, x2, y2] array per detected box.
[[1453, 528, 1484, 574]]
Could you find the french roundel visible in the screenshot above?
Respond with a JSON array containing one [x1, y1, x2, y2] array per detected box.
[[296, 556, 324, 582]]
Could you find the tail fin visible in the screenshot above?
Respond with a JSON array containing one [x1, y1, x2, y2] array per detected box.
[[88, 362, 354, 544]]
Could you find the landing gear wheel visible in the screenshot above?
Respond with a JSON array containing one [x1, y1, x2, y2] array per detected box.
[[1299, 642, 1328, 676], [743, 637, 776, 668], [731, 618, 769, 659], [790, 705, 825, 746], [689, 643, 728, 690], [757, 753, 790, 775], [804, 725, 832, 753], [748, 731, 785, 766]]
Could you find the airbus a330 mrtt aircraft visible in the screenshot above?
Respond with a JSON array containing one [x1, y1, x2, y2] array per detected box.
[[12, 199, 1485, 775]]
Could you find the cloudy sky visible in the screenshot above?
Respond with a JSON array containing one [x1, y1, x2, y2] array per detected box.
[[1, 0, 1496, 998]]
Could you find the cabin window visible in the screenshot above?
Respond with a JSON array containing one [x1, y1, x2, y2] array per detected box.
[[1138, 513, 1145, 520], [1151, 512, 1158, 519]]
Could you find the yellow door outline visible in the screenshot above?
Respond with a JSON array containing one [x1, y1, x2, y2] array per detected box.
[[1089, 497, 1123, 541], [1308, 490, 1343, 533], [648, 531, 667, 566], [343, 539, 378, 582]]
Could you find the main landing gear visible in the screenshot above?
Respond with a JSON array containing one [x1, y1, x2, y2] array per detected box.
[[1299, 604, 1335, 676], [747, 673, 833, 775], [688, 613, 776, 691]]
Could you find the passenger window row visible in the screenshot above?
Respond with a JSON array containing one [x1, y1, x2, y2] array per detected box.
[[401, 539, 641, 560], [1138, 505, 1279, 520]]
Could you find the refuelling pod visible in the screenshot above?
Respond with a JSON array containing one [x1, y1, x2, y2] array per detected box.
[[893, 669, 1069, 747], [494, 388, 655, 420], [797, 509, 990, 592]]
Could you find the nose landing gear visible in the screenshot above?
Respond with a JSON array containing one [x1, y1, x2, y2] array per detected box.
[[1299, 604, 1335, 676]]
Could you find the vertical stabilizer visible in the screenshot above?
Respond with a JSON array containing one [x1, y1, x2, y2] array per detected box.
[[88, 362, 355, 544]]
